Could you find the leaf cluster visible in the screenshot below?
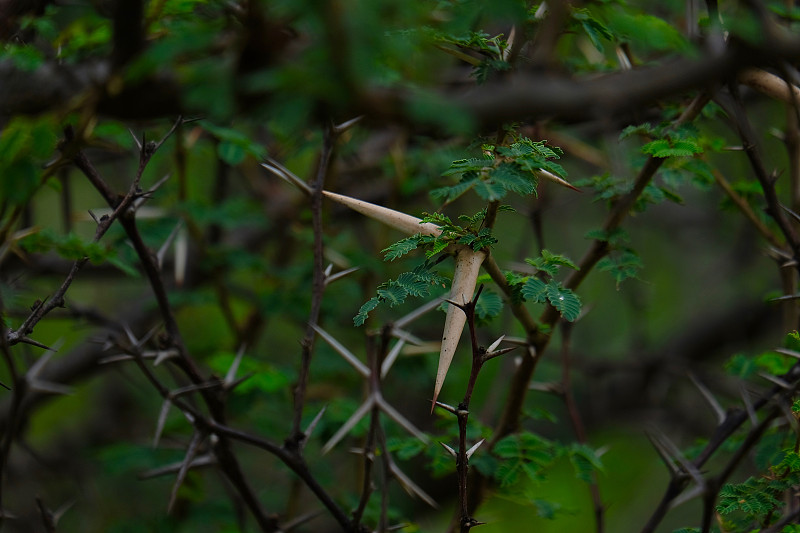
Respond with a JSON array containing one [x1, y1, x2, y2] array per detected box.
[[502, 249, 582, 322], [353, 261, 448, 326], [431, 137, 564, 203]]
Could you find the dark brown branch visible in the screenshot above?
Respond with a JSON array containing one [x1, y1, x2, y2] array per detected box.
[[290, 124, 336, 442]]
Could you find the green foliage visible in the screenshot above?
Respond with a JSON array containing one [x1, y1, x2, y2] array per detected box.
[[493, 432, 560, 487], [597, 249, 643, 288], [474, 288, 503, 322], [18, 228, 137, 276], [520, 278, 582, 322], [354, 261, 448, 326], [0, 115, 58, 208], [525, 249, 579, 277], [433, 137, 564, 203]]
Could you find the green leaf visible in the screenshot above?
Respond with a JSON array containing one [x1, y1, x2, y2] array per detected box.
[[642, 138, 702, 158], [544, 281, 582, 322], [473, 179, 507, 201], [526, 249, 579, 277], [217, 141, 247, 165], [377, 285, 408, 306], [521, 278, 547, 302], [492, 162, 536, 196], [494, 433, 560, 487], [597, 250, 643, 287], [475, 289, 503, 321], [568, 443, 604, 483], [573, 9, 614, 52], [383, 235, 421, 261], [354, 297, 380, 326]]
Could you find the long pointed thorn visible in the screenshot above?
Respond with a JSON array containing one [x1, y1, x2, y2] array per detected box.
[[322, 396, 376, 454], [321, 190, 442, 236], [394, 298, 442, 329], [153, 399, 172, 448], [324, 266, 360, 286], [261, 159, 313, 195], [122, 323, 138, 347], [669, 485, 705, 509], [226, 373, 254, 392], [646, 427, 704, 485], [174, 225, 188, 287], [139, 454, 215, 480], [780, 400, 798, 431], [439, 442, 457, 458], [157, 221, 184, 269], [390, 328, 424, 346], [0, 380, 10, 390], [129, 128, 142, 150], [27, 352, 54, 379], [388, 460, 438, 508], [225, 344, 247, 387], [774, 347, 800, 359], [280, 509, 325, 531], [536, 169, 581, 192], [781, 203, 800, 223], [769, 294, 800, 302], [688, 373, 726, 424], [333, 116, 363, 133], [98, 354, 136, 364], [432, 400, 458, 414], [153, 349, 179, 366], [311, 324, 370, 377], [138, 324, 161, 348], [18, 337, 54, 351], [52, 499, 76, 525], [376, 395, 429, 444], [381, 339, 406, 378], [739, 384, 759, 427], [303, 405, 327, 443], [29, 380, 74, 395], [167, 433, 203, 513], [466, 438, 485, 460], [645, 430, 681, 477], [759, 372, 793, 389]]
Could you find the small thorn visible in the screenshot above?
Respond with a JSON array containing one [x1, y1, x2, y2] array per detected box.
[[487, 335, 505, 353]]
